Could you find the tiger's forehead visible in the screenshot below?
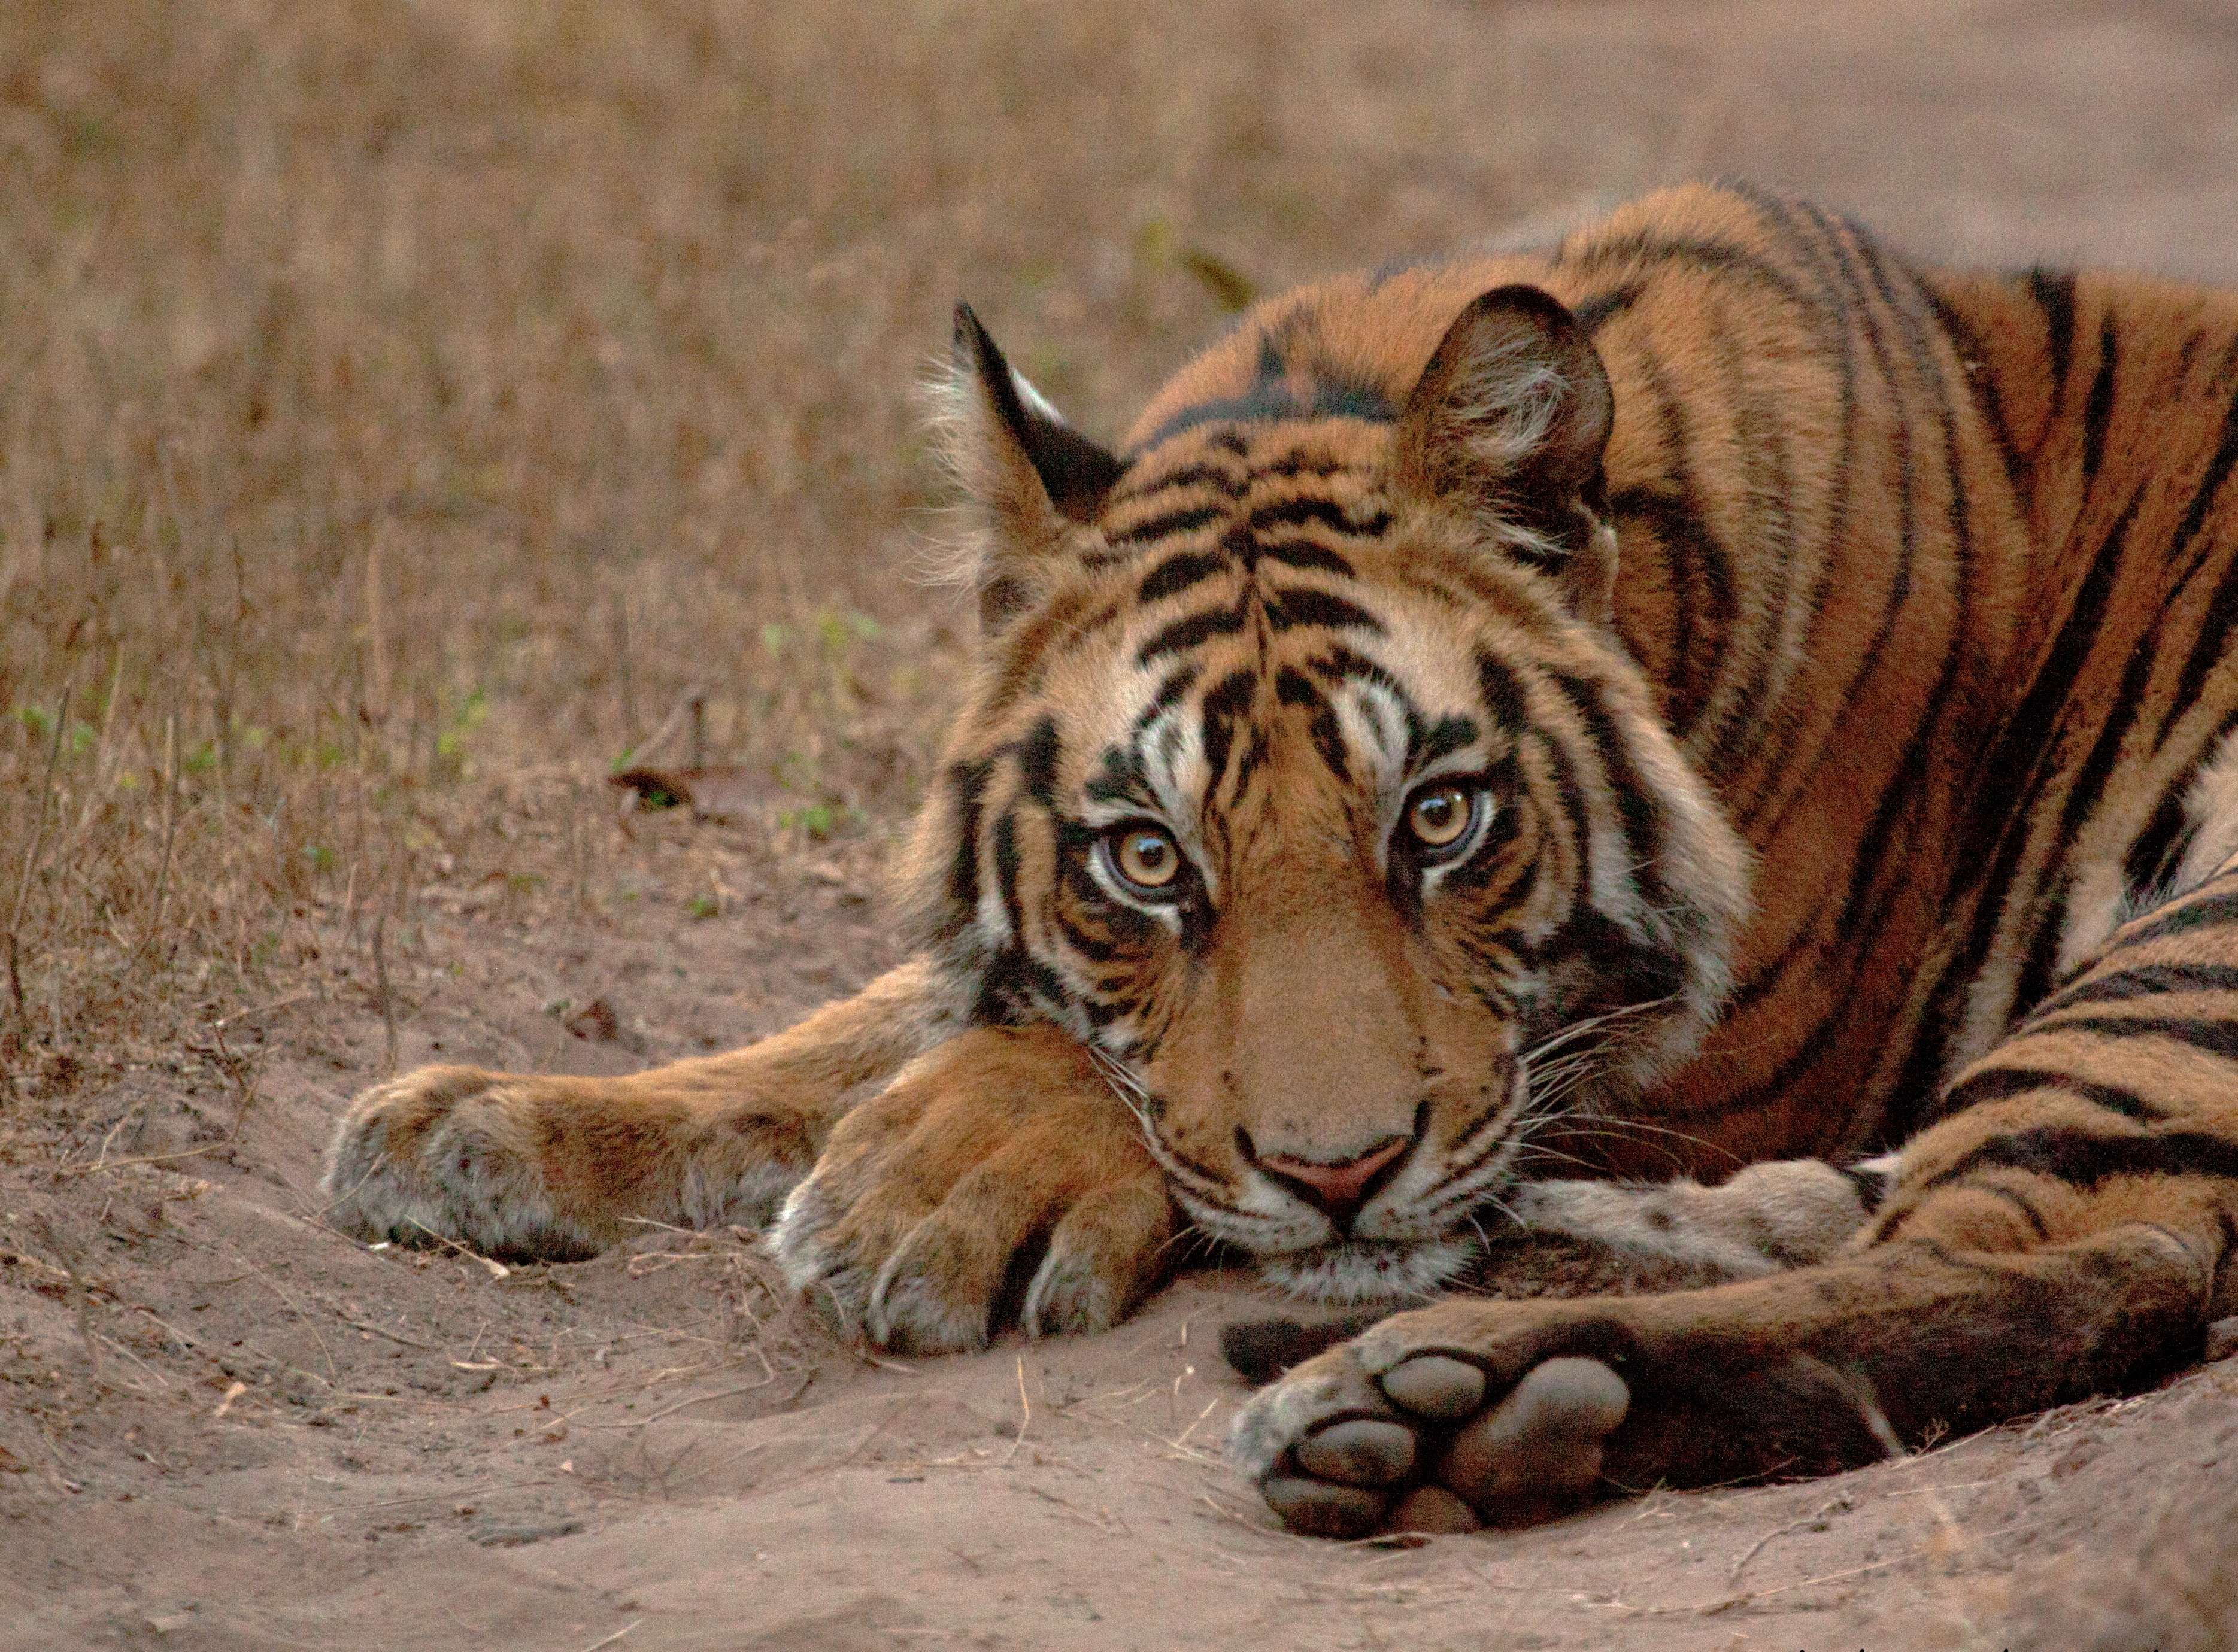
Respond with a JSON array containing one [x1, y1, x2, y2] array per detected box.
[[1089, 418, 1394, 565], [1026, 481, 1515, 836]]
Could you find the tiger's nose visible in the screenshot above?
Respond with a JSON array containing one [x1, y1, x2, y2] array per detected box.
[[1257, 1135, 1413, 1234]]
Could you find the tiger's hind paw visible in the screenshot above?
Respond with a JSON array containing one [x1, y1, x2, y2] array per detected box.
[[1230, 1331, 1629, 1537]]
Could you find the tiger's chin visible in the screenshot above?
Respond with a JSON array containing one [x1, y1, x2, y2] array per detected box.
[[1254, 1235, 1480, 1304]]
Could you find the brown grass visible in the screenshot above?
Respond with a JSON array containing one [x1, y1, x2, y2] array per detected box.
[[0, 0, 1558, 1104]]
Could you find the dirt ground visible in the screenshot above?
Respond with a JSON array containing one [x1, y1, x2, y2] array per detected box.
[[10, 2, 2238, 1649]]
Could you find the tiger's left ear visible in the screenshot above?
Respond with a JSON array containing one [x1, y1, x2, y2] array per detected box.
[[1393, 285, 1618, 622], [944, 305, 1127, 630]]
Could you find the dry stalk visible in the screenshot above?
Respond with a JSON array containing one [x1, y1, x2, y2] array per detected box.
[[29, 1213, 104, 1392], [6, 684, 72, 1038], [131, 712, 182, 965], [1000, 1352, 1032, 1466], [372, 911, 398, 1077]]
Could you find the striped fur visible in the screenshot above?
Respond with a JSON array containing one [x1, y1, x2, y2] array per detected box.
[[324, 183, 2238, 1526]]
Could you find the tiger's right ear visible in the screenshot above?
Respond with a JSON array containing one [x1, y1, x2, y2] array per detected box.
[[941, 305, 1126, 629], [1393, 285, 1618, 621]]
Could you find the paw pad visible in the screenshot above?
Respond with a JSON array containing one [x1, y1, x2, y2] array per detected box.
[[1295, 1419, 1415, 1486]]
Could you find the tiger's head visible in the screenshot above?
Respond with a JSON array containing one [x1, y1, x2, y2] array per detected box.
[[899, 278, 1752, 1302]]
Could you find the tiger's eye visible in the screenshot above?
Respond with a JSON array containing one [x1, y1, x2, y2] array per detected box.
[[1112, 826, 1181, 890], [1406, 785, 1476, 849]]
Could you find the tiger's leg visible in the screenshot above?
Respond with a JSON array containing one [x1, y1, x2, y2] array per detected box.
[[1230, 854, 2238, 1537], [323, 959, 965, 1259], [325, 960, 1173, 1351]]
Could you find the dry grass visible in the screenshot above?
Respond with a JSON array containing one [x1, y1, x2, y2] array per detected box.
[[0, 0, 1563, 1108]]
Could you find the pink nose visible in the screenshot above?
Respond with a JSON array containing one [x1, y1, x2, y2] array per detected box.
[[1260, 1135, 1412, 1232]]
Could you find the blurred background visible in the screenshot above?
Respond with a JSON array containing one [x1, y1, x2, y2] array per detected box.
[[3, 0, 2236, 1068]]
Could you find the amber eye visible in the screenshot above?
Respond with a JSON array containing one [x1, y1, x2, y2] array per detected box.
[[1107, 824, 1182, 893], [1403, 784, 1481, 858]]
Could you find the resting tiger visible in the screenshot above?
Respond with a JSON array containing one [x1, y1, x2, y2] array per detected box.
[[323, 183, 2238, 1538]]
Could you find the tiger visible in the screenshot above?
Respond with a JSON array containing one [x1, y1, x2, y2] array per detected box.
[[322, 181, 2238, 1540]]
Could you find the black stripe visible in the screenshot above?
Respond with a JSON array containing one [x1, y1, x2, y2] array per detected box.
[[2161, 376, 2238, 588], [1308, 642, 1403, 698], [1256, 542, 1356, 577], [1248, 496, 1363, 535], [1567, 230, 1815, 317], [1923, 1126, 2238, 1193], [2022, 1012, 2238, 1065], [1925, 279, 2025, 496], [1108, 504, 1225, 546], [2103, 888, 2238, 955], [1572, 281, 1647, 335], [2160, 552, 2238, 767], [1137, 602, 1247, 663], [1265, 589, 1385, 634], [1108, 463, 1245, 506], [1409, 713, 1481, 769], [2124, 768, 2206, 901], [936, 758, 995, 939], [1276, 666, 1350, 782], [1137, 551, 1229, 605], [1968, 1182, 2053, 1240], [1054, 909, 1122, 965], [2127, 706, 2238, 897], [1606, 481, 1737, 739], [2024, 268, 2079, 411], [1139, 664, 1201, 724], [2079, 315, 2118, 489], [1473, 652, 1528, 731], [2009, 562, 2168, 1016], [1198, 669, 1256, 794], [1897, 488, 2148, 1096], [1137, 370, 1397, 447], [1548, 670, 1666, 906], [1018, 716, 1062, 806], [1256, 450, 1345, 481], [1934, 1065, 2164, 1124], [2028, 963, 2238, 1021], [1838, 1164, 1889, 1214]]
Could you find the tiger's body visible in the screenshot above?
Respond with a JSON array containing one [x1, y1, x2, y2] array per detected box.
[[324, 183, 2238, 1537]]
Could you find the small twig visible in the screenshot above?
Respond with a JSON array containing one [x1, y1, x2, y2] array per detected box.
[[263, 1480, 558, 1519], [638, 1347, 778, 1423], [372, 912, 398, 1076], [54, 1143, 226, 1179], [1000, 1355, 1031, 1466], [133, 712, 181, 964], [7, 684, 71, 1040], [612, 594, 638, 748], [578, 1620, 642, 1652], [8, 683, 71, 939], [213, 1381, 248, 1419], [402, 1218, 510, 1279], [29, 1214, 102, 1391], [1727, 1495, 1851, 1584], [213, 992, 317, 1028], [311, 1291, 435, 1350], [208, 1018, 261, 1138]]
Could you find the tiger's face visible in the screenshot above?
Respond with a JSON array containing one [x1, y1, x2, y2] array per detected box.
[[902, 287, 1751, 1301]]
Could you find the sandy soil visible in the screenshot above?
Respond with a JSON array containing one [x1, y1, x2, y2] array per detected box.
[[10, 4, 2238, 1649]]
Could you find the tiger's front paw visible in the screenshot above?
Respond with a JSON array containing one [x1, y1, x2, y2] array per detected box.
[[323, 1063, 811, 1262], [1227, 1302, 1631, 1537], [771, 1025, 1173, 1356], [323, 1066, 604, 1260]]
